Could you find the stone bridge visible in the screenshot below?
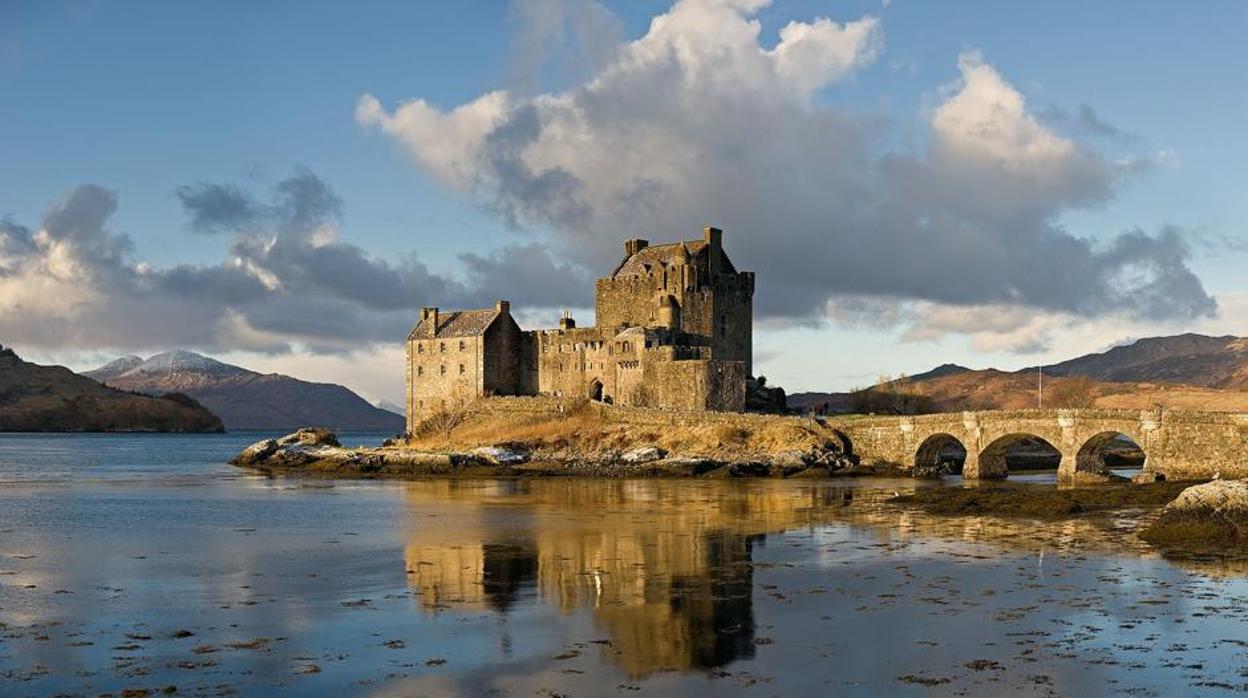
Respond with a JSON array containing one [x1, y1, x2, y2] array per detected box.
[[826, 409, 1248, 481]]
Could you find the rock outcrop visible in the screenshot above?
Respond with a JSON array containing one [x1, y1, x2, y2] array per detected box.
[[1141, 479, 1248, 547], [231, 425, 860, 480]]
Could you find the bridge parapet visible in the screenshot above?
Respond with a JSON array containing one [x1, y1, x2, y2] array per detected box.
[[826, 408, 1248, 481]]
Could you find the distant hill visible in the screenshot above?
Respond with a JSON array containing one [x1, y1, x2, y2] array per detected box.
[[0, 345, 223, 432], [1038, 334, 1248, 389], [789, 333, 1248, 414], [86, 351, 405, 431]]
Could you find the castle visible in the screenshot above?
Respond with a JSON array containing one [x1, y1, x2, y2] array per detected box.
[[405, 227, 754, 432]]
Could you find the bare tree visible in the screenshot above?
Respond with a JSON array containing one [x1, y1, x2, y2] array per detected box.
[[1048, 376, 1098, 409]]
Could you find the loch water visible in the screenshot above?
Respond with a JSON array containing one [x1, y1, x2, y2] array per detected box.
[[2, 433, 1248, 697]]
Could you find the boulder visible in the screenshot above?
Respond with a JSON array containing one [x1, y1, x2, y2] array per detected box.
[[231, 428, 345, 467], [621, 446, 667, 464], [472, 446, 529, 465], [277, 427, 340, 448], [1141, 479, 1248, 548], [1133, 471, 1166, 484], [233, 438, 278, 466]]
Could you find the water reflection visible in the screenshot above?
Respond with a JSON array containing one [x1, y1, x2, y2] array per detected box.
[[400, 480, 855, 676]]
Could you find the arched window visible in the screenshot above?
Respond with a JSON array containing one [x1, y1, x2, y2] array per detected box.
[[417, 343, 424, 354], [417, 366, 424, 376], [439, 342, 446, 353], [459, 340, 466, 351], [439, 365, 446, 375], [458, 363, 465, 375]]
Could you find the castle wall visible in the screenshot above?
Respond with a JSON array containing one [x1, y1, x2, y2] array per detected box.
[[406, 334, 485, 429], [407, 229, 754, 428]]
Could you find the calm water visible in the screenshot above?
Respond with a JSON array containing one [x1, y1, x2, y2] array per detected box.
[[1, 434, 1246, 697]]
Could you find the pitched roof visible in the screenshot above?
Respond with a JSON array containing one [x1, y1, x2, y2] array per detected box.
[[410, 309, 501, 339], [613, 240, 706, 278]]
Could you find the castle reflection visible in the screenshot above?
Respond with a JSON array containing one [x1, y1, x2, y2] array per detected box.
[[401, 480, 853, 676], [398, 478, 1246, 678]]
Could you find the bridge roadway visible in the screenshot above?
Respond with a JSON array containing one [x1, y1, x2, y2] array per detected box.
[[825, 408, 1248, 481]]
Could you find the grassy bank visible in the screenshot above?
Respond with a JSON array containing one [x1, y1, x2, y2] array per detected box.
[[407, 400, 845, 464]]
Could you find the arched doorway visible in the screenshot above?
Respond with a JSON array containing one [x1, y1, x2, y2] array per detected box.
[[978, 433, 1062, 479], [1077, 431, 1147, 478], [915, 433, 967, 476], [587, 378, 604, 402]]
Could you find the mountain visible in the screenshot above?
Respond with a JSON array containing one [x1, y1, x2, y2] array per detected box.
[[1039, 334, 1248, 389], [789, 333, 1248, 414], [373, 398, 405, 416], [0, 345, 223, 432], [86, 351, 406, 432]]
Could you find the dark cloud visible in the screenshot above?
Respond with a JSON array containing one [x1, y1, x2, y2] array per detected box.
[[175, 182, 261, 234], [1038, 103, 1140, 144], [0, 171, 588, 355]]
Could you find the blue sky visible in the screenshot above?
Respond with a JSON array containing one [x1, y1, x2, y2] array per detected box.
[[1, 0, 1245, 402]]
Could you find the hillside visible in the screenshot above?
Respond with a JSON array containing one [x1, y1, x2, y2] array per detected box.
[[0, 345, 224, 432], [86, 351, 405, 431], [1039, 334, 1248, 389], [790, 333, 1248, 414]]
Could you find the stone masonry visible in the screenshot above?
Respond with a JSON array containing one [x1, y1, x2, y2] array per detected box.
[[406, 227, 753, 432]]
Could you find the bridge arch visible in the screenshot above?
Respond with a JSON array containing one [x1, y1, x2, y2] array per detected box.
[[1075, 431, 1149, 478], [976, 433, 1062, 479], [915, 433, 967, 475]]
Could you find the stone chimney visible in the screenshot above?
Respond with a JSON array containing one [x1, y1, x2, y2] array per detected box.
[[704, 226, 722, 275], [559, 310, 576, 330], [495, 300, 511, 315], [624, 238, 649, 257], [420, 307, 439, 338]]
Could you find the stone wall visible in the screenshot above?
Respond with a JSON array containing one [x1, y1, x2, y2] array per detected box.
[[406, 334, 485, 429], [829, 409, 1248, 481]]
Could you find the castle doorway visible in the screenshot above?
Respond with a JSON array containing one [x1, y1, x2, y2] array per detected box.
[[588, 379, 604, 402]]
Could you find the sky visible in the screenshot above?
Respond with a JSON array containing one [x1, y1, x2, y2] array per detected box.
[[1, 0, 1245, 405]]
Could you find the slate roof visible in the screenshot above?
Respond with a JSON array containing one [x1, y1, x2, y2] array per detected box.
[[410, 309, 501, 339], [612, 241, 706, 278]]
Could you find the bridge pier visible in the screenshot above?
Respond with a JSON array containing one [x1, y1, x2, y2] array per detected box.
[[962, 450, 1006, 479]]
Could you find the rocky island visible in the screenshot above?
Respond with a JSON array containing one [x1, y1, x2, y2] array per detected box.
[[231, 398, 859, 479]]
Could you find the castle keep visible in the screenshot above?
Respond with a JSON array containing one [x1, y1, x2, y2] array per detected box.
[[406, 227, 754, 431]]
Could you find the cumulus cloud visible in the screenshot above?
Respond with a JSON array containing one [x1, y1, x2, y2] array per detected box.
[[0, 172, 590, 355], [358, 0, 1214, 327]]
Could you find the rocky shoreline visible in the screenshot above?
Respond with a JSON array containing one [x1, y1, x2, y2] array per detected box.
[[230, 427, 882, 479]]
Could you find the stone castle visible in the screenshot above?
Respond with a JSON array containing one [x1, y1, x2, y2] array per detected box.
[[405, 227, 753, 431]]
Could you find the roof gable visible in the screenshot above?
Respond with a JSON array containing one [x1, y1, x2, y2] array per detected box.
[[613, 240, 707, 278], [409, 309, 501, 339]]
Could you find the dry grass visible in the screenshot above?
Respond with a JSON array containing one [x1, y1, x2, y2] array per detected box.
[[406, 403, 837, 459]]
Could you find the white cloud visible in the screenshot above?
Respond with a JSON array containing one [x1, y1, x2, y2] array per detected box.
[[358, 0, 1213, 325]]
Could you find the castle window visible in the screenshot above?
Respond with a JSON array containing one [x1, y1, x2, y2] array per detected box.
[[439, 365, 446, 375], [459, 340, 466, 351], [417, 366, 423, 376], [417, 343, 424, 354], [440, 342, 446, 353], [458, 363, 465, 375]]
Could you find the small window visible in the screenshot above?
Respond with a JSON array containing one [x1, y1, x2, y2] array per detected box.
[[417, 366, 424, 376], [458, 363, 465, 375], [459, 340, 466, 351], [439, 365, 446, 375], [417, 344, 424, 354], [440, 342, 446, 353]]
